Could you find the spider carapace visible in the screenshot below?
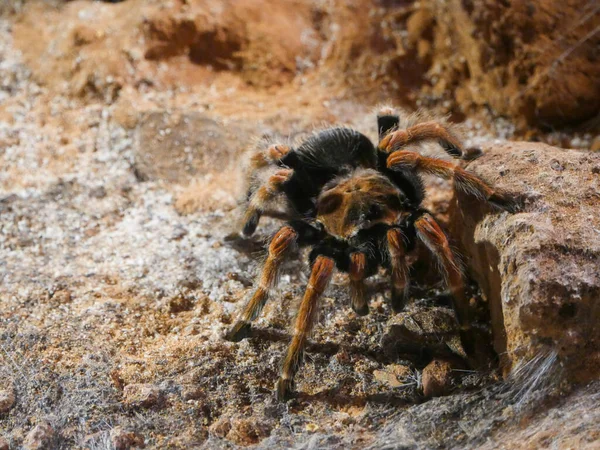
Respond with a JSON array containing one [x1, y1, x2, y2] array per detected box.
[[225, 109, 514, 400]]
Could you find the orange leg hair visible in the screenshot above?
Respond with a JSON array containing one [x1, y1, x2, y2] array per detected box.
[[225, 226, 298, 342], [349, 252, 369, 316], [249, 144, 292, 170], [242, 168, 293, 236], [276, 256, 335, 400], [414, 214, 470, 328], [379, 121, 465, 158], [387, 151, 514, 210], [387, 228, 411, 312]]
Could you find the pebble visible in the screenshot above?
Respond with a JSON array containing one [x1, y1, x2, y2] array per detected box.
[[0, 390, 15, 414], [422, 359, 455, 398], [123, 384, 165, 409], [110, 427, 145, 450], [22, 423, 56, 450]]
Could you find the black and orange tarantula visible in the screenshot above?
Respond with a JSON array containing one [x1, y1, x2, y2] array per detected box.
[[225, 109, 514, 400]]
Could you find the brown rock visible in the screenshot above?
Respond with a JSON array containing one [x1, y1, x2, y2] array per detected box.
[[373, 364, 412, 388], [110, 427, 145, 450], [227, 418, 271, 446], [0, 436, 8, 450], [0, 389, 15, 414], [382, 306, 466, 360], [422, 359, 455, 398], [451, 142, 600, 381], [22, 423, 55, 450], [134, 112, 252, 183], [181, 385, 205, 401], [123, 384, 165, 409], [428, 0, 600, 128], [209, 417, 232, 439]]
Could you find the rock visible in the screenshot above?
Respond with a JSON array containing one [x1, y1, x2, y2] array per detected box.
[[209, 417, 232, 439], [382, 306, 466, 361], [110, 427, 145, 450], [0, 436, 8, 450], [134, 111, 252, 183], [209, 416, 272, 445], [122, 384, 165, 409], [0, 389, 15, 414], [227, 418, 272, 446], [451, 142, 600, 381], [422, 359, 455, 398], [373, 364, 412, 388], [181, 385, 205, 401], [427, 0, 600, 129], [22, 423, 56, 450]]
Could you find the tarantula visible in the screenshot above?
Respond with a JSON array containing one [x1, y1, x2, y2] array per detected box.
[[225, 108, 514, 400]]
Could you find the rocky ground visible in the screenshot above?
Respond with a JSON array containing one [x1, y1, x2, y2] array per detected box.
[[1, 1, 599, 449]]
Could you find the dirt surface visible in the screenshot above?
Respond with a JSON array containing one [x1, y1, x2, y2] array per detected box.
[[1, 1, 599, 449]]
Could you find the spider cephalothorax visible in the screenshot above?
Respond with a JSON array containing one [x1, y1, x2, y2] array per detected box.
[[225, 109, 515, 400]]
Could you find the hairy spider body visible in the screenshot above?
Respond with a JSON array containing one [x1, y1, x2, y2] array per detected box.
[[226, 110, 514, 400]]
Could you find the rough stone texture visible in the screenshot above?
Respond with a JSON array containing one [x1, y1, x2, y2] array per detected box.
[[382, 305, 466, 361], [422, 359, 455, 398], [123, 384, 165, 410], [0, 389, 15, 414], [425, 0, 600, 129], [9, 0, 599, 134], [110, 427, 145, 450], [0, 437, 8, 450], [452, 142, 600, 380], [22, 423, 55, 450], [134, 111, 254, 184]]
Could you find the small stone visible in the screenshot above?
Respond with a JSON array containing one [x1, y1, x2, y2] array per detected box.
[[123, 384, 165, 409], [168, 294, 194, 313], [422, 359, 455, 398], [89, 186, 107, 199], [373, 364, 411, 388], [23, 423, 56, 450], [227, 418, 271, 446], [0, 436, 8, 450], [51, 289, 72, 304], [0, 389, 15, 414], [181, 385, 204, 401], [110, 427, 145, 450], [382, 307, 466, 360], [209, 417, 231, 439]]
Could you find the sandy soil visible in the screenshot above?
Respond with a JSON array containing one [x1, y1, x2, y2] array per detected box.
[[1, 1, 599, 449]]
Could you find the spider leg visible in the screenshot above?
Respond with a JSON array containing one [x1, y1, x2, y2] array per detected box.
[[387, 228, 411, 312], [413, 213, 470, 328], [249, 143, 292, 170], [225, 226, 298, 342], [377, 107, 400, 141], [379, 121, 465, 159], [242, 168, 293, 236], [387, 151, 515, 211], [349, 252, 369, 316], [276, 256, 335, 401]]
